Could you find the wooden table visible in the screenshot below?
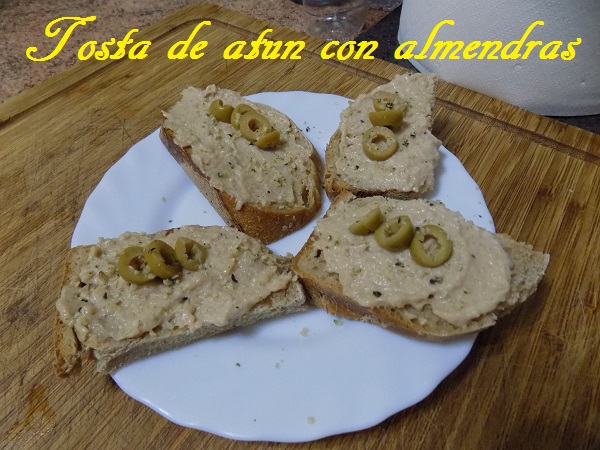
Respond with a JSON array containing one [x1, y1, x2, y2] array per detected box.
[[2, 5, 599, 449]]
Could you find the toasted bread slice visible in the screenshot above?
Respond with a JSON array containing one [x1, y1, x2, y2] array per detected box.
[[161, 86, 322, 244], [324, 73, 441, 200], [292, 192, 549, 339], [55, 225, 307, 376]]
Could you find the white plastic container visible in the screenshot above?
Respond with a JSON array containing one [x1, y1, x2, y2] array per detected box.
[[397, 0, 600, 116]]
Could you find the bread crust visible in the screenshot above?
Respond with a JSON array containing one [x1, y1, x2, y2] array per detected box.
[[55, 228, 308, 376], [292, 193, 550, 339], [55, 280, 306, 376], [54, 313, 83, 377]]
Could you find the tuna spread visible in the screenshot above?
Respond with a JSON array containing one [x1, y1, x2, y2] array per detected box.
[[56, 226, 293, 347], [163, 85, 319, 210], [334, 73, 441, 194], [312, 197, 512, 328]]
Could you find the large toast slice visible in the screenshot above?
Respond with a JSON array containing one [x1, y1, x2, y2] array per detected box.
[[55, 225, 307, 376], [324, 73, 441, 200], [161, 85, 322, 244], [292, 192, 549, 339]]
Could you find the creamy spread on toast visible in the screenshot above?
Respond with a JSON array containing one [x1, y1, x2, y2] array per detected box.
[[333, 73, 441, 194], [56, 226, 292, 347], [163, 85, 318, 210], [312, 197, 512, 328]]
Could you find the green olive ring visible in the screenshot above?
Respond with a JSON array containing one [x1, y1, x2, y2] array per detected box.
[[368, 110, 405, 128], [208, 99, 234, 123], [374, 215, 414, 251], [144, 240, 181, 279], [372, 91, 409, 112], [362, 126, 399, 161], [230, 103, 256, 129], [349, 208, 383, 235], [239, 111, 273, 142], [175, 237, 207, 271], [117, 246, 156, 284], [409, 225, 453, 267], [256, 129, 281, 149]]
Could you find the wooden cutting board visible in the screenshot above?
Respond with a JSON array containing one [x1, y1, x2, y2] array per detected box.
[[2, 4, 599, 449]]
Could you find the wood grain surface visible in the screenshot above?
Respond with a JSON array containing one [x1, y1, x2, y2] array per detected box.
[[2, 4, 599, 449]]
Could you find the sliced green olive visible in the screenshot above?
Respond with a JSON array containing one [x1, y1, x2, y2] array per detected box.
[[175, 237, 207, 271], [117, 246, 155, 284], [410, 225, 453, 267], [348, 208, 383, 235], [144, 240, 181, 279], [374, 215, 414, 251], [372, 91, 409, 112], [208, 99, 234, 123], [256, 129, 281, 149], [368, 109, 405, 128], [239, 111, 272, 142], [230, 103, 256, 129], [362, 126, 398, 161]]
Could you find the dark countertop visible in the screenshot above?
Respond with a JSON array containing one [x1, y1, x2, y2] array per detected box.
[[0, 0, 387, 104]]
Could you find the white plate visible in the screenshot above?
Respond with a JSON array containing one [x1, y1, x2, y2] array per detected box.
[[72, 92, 492, 443]]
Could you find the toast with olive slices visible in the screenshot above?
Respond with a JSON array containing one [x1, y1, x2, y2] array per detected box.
[[292, 192, 550, 339], [55, 225, 307, 376], [160, 85, 322, 244], [324, 73, 441, 200]]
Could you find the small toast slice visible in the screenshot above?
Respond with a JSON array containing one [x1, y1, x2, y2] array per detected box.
[[292, 192, 549, 339], [55, 225, 307, 376], [324, 73, 441, 200], [161, 85, 322, 244]]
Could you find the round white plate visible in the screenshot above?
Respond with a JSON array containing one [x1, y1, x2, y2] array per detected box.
[[72, 91, 492, 443]]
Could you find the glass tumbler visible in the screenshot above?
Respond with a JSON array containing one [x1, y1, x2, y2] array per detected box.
[[302, 0, 368, 42]]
